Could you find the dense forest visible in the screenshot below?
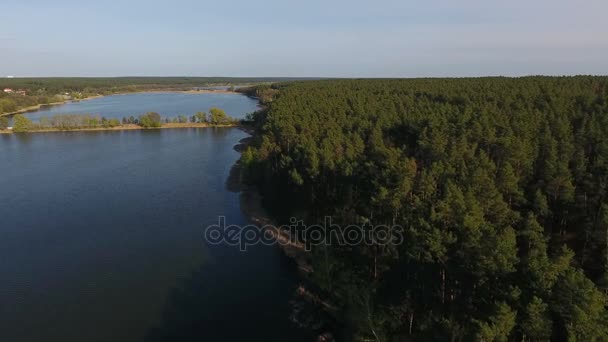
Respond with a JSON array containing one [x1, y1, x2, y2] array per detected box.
[[241, 77, 608, 341], [0, 77, 312, 93]]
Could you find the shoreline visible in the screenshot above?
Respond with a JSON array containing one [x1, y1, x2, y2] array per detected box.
[[106, 89, 242, 97], [228, 132, 337, 340], [0, 95, 104, 117], [0, 123, 238, 134], [228, 135, 309, 259], [0, 89, 244, 118]]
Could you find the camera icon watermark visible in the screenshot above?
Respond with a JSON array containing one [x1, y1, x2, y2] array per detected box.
[[204, 216, 404, 251]]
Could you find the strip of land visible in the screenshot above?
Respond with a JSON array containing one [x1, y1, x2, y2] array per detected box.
[[0, 123, 238, 134]]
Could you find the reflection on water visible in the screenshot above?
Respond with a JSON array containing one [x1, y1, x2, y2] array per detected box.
[[146, 244, 306, 341]]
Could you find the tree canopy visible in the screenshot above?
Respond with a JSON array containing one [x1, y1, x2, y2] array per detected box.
[[209, 107, 232, 125], [0, 116, 9, 130], [243, 77, 608, 341], [12, 114, 32, 132], [139, 112, 162, 128]]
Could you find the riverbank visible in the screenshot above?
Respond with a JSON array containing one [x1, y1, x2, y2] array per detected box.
[[0, 123, 238, 134], [228, 131, 339, 341], [0, 89, 243, 118], [228, 135, 310, 267]]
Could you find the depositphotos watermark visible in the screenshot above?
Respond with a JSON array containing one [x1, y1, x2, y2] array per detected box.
[[204, 216, 404, 251]]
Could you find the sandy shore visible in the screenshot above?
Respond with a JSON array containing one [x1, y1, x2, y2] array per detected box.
[[0, 123, 237, 134]]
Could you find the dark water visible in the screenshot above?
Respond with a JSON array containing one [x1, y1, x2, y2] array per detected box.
[[23, 92, 259, 121], [0, 129, 310, 341]]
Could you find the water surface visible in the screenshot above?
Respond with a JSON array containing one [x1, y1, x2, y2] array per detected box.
[[0, 128, 308, 341], [23, 92, 259, 121]]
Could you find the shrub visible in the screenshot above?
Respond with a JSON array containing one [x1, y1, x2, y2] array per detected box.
[[139, 112, 162, 128], [12, 114, 32, 132]]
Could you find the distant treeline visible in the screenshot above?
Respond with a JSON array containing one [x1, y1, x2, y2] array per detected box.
[[0, 77, 319, 116], [0, 77, 317, 94], [242, 77, 608, 341], [2, 107, 237, 132], [0, 93, 64, 114]]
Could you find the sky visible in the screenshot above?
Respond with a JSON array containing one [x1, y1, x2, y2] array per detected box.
[[0, 0, 606, 77]]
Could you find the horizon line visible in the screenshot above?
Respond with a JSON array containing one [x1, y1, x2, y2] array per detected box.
[[1, 74, 607, 79]]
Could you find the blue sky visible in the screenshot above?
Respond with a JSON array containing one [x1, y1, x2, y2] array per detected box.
[[0, 0, 606, 77]]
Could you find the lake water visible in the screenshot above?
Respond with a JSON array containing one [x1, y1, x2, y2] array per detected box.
[[23, 92, 259, 121], [0, 95, 311, 341]]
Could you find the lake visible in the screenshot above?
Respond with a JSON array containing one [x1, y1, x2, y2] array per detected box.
[[22, 92, 260, 121], [0, 95, 311, 341]]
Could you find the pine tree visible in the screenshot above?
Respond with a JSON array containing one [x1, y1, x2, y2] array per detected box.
[[551, 268, 608, 340], [521, 296, 552, 341]]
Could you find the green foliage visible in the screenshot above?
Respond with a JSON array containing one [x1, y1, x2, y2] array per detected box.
[[551, 268, 608, 341], [243, 77, 608, 340], [15, 113, 124, 130], [519, 214, 573, 294], [521, 297, 552, 341], [102, 118, 121, 128], [194, 111, 207, 123], [0, 98, 18, 113], [0, 116, 9, 129], [138, 112, 162, 128], [43, 114, 103, 130], [475, 302, 517, 342], [12, 114, 32, 132], [209, 107, 233, 125], [238, 84, 280, 104], [177, 115, 188, 123]]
